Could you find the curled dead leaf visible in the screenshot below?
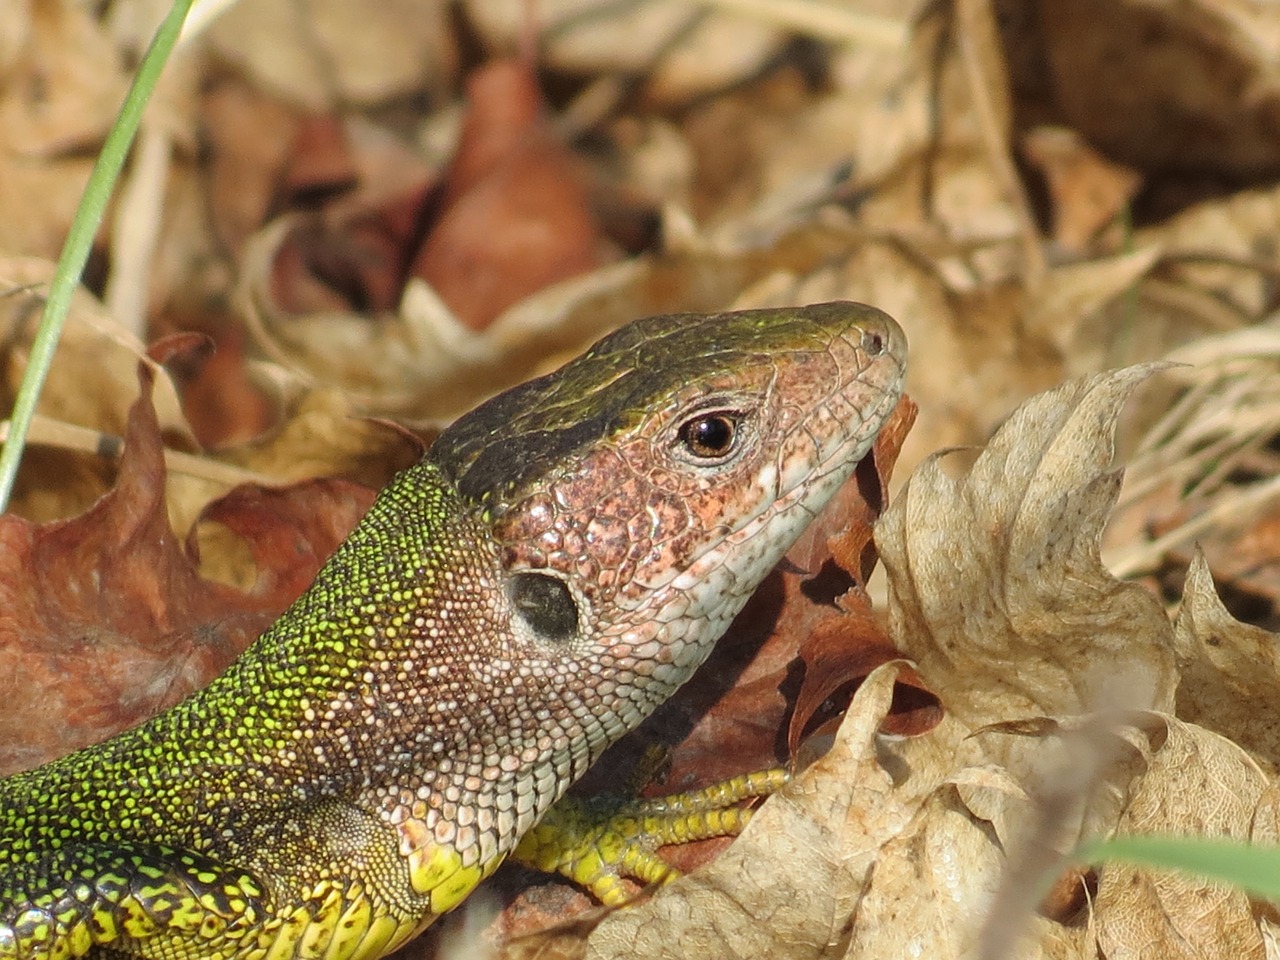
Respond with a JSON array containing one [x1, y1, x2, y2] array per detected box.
[[876, 364, 1180, 726]]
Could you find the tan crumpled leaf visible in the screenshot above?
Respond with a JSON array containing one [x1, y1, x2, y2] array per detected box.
[[0, 258, 192, 522], [1094, 714, 1270, 960], [876, 364, 1179, 728], [0, 1, 126, 257], [1173, 550, 1280, 773], [464, 0, 794, 108], [206, 0, 457, 110], [0, 258, 188, 440]]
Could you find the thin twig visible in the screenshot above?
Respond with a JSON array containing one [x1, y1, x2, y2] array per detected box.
[[0, 414, 275, 489]]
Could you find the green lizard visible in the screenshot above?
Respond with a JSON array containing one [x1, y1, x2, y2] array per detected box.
[[0, 301, 906, 960]]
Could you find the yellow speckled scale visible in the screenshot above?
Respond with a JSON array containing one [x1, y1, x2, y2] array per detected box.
[[0, 844, 263, 960], [0, 304, 906, 960]]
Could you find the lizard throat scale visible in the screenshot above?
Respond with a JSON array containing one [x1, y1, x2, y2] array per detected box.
[[0, 301, 906, 960]]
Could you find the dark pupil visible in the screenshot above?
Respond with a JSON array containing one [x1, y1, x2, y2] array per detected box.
[[681, 414, 736, 458]]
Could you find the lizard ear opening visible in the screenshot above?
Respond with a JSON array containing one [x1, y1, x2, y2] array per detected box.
[[508, 572, 579, 644]]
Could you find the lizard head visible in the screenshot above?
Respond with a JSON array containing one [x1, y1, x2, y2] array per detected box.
[[430, 301, 906, 735]]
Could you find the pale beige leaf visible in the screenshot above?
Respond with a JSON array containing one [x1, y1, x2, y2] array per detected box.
[[464, 0, 790, 107], [0, 258, 188, 441], [843, 779, 1003, 959], [877, 364, 1178, 726], [1094, 714, 1269, 960], [1173, 550, 1280, 773], [206, 0, 456, 110]]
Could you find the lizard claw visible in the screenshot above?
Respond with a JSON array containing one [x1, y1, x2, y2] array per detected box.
[[511, 768, 789, 906]]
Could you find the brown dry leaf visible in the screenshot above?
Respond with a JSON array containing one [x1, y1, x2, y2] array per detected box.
[[190, 478, 374, 604], [0, 369, 265, 775], [1025, 248, 1164, 375], [841, 760, 1077, 960], [1173, 551, 1280, 772], [409, 57, 606, 331], [877, 364, 1179, 727], [1093, 714, 1270, 960], [1036, 0, 1280, 176], [215, 387, 424, 488], [162, 328, 278, 449], [0, 367, 387, 774], [0, 259, 188, 438], [236, 218, 853, 421]]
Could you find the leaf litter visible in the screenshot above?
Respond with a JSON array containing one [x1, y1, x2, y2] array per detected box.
[[6, 1, 1280, 958]]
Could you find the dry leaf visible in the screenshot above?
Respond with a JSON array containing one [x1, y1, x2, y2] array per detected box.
[[1173, 551, 1280, 773], [1020, 126, 1142, 255], [1093, 714, 1269, 960], [409, 58, 605, 330], [0, 368, 265, 774], [0, 1, 124, 257], [464, 0, 789, 108], [876, 364, 1179, 727], [1037, 0, 1280, 176], [206, 0, 457, 111], [0, 368, 381, 773]]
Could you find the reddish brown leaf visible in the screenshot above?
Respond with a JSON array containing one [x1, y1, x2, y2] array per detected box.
[[156, 327, 277, 448], [191, 478, 375, 614], [790, 610, 940, 745], [0, 366, 259, 774], [828, 396, 918, 582], [0, 366, 376, 775], [269, 182, 435, 315], [787, 397, 940, 751], [408, 58, 604, 330], [280, 113, 359, 205]]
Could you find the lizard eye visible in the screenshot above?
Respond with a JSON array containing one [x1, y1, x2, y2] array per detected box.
[[509, 572, 578, 643], [678, 412, 740, 460]]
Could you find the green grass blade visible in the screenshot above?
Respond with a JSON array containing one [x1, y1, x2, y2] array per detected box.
[[1080, 836, 1280, 900], [0, 0, 195, 512]]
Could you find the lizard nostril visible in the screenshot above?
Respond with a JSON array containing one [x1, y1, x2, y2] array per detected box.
[[862, 330, 885, 356]]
